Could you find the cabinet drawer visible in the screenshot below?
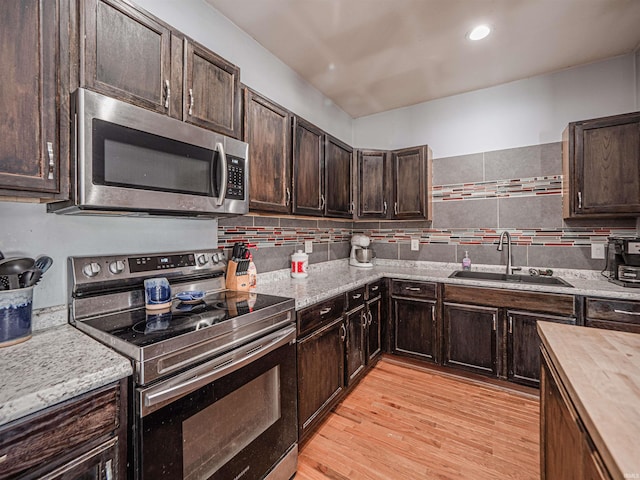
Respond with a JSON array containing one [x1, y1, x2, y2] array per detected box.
[[345, 286, 366, 311], [298, 295, 345, 337], [585, 298, 640, 333], [391, 280, 437, 299], [0, 383, 120, 478], [367, 280, 383, 299]]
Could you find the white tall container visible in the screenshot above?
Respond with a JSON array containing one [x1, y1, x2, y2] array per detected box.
[[291, 250, 309, 278]]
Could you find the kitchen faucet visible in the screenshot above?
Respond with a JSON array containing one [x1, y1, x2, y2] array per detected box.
[[497, 231, 521, 275]]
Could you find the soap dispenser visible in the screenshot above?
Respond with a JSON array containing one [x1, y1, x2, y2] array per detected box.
[[462, 251, 472, 271]]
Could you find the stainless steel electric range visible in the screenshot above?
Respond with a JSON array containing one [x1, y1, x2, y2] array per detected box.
[[68, 249, 297, 480]]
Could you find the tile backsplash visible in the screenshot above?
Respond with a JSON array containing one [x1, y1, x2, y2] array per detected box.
[[219, 142, 636, 272]]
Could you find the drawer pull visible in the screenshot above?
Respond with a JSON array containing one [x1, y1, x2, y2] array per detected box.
[[352, 293, 362, 299], [0, 454, 7, 463], [371, 286, 379, 292], [613, 309, 640, 316], [405, 286, 421, 292], [319, 307, 331, 315]]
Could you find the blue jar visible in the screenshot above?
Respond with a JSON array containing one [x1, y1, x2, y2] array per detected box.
[[0, 286, 33, 347]]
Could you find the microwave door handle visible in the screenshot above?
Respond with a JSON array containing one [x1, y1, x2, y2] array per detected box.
[[214, 142, 227, 206]]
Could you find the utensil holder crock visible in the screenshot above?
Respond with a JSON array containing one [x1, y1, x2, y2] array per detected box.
[[0, 286, 34, 347]]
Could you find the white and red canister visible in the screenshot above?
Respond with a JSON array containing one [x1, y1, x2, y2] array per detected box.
[[291, 250, 309, 278]]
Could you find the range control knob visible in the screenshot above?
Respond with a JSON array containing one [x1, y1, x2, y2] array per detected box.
[[109, 260, 125, 274], [212, 253, 220, 263], [82, 262, 101, 278], [196, 254, 208, 266]]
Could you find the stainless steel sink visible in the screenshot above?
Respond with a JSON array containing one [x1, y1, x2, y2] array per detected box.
[[448, 270, 573, 287]]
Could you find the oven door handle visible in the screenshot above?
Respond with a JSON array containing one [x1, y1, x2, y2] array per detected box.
[[140, 325, 296, 417]]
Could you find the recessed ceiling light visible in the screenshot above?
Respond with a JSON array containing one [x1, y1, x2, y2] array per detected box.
[[468, 24, 491, 41], [328, 63, 336, 71]]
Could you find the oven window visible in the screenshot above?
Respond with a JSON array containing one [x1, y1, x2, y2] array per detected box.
[[92, 119, 216, 196], [182, 366, 281, 480]]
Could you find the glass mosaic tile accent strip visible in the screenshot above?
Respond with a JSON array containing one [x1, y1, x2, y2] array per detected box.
[[354, 227, 636, 246], [218, 225, 352, 247], [432, 175, 562, 201]]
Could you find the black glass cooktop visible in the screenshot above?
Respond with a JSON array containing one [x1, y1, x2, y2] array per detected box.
[[80, 291, 292, 347]]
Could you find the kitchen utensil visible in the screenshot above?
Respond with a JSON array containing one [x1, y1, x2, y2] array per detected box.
[[144, 277, 172, 310], [0, 257, 35, 276], [20, 269, 42, 288], [0, 274, 21, 290], [34, 255, 53, 275]]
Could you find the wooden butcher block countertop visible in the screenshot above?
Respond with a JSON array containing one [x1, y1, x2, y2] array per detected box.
[[537, 322, 640, 479]]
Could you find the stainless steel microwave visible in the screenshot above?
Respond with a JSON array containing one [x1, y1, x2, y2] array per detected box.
[[48, 88, 249, 218]]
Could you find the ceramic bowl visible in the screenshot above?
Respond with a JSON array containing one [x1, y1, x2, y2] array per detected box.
[[175, 290, 206, 304]]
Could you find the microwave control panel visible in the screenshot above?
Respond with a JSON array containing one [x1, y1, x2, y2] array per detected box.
[[226, 156, 245, 200]]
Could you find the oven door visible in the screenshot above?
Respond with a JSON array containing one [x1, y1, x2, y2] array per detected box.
[[135, 325, 297, 480]]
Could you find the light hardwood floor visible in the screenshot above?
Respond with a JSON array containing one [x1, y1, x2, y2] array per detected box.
[[295, 357, 540, 480]]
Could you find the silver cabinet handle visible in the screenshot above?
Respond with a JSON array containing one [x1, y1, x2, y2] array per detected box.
[[367, 311, 373, 326], [164, 79, 170, 109], [394, 202, 399, 215], [320, 307, 331, 315], [351, 201, 355, 214], [188, 88, 194, 115], [431, 304, 435, 319], [614, 309, 640, 316], [105, 459, 113, 480], [320, 194, 326, 210], [577, 191, 582, 209], [340, 323, 346, 341], [492, 314, 497, 331], [361, 312, 367, 328], [383, 201, 387, 215], [352, 293, 362, 299], [508, 315, 513, 334], [371, 285, 379, 292], [285, 187, 291, 206], [405, 286, 421, 291], [46, 141, 55, 180]]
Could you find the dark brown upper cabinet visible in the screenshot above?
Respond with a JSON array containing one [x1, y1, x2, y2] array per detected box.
[[292, 116, 324, 216], [184, 40, 241, 138], [563, 111, 640, 218], [324, 135, 353, 218], [392, 145, 431, 220], [81, 0, 240, 138], [357, 150, 389, 218], [243, 88, 292, 213], [0, 0, 69, 199], [82, 0, 174, 115], [356, 145, 432, 220]]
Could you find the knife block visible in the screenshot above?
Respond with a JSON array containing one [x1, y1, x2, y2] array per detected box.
[[225, 260, 250, 291]]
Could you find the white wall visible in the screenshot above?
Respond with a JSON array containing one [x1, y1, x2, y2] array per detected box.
[[353, 54, 638, 158], [135, 0, 353, 144], [0, 203, 218, 308]]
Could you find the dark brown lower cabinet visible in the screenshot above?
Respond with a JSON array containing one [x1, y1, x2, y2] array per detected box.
[[0, 380, 126, 479], [584, 297, 640, 334], [541, 349, 611, 480], [507, 311, 576, 387], [394, 297, 438, 361], [297, 317, 345, 440], [366, 294, 382, 362], [443, 303, 498, 376], [345, 307, 367, 386]]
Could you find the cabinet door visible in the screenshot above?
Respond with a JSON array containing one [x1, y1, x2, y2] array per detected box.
[[507, 311, 576, 387], [243, 89, 291, 213], [82, 0, 172, 115], [325, 135, 353, 218], [292, 117, 324, 216], [346, 308, 366, 385], [391, 145, 426, 219], [357, 150, 388, 218], [366, 297, 382, 362], [573, 112, 640, 216], [541, 354, 586, 480], [443, 303, 498, 376], [297, 318, 345, 438], [0, 0, 62, 194], [184, 40, 241, 138], [394, 297, 437, 362]]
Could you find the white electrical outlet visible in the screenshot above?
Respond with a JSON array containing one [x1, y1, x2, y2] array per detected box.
[[304, 240, 313, 254], [411, 239, 420, 251], [591, 243, 605, 259]]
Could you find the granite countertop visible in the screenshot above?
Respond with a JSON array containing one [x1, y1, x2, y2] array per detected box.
[[537, 321, 640, 479], [255, 260, 640, 310], [0, 324, 132, 427]]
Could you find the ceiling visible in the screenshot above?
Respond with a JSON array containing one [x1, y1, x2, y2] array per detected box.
[[206, 0, 640, 118]]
